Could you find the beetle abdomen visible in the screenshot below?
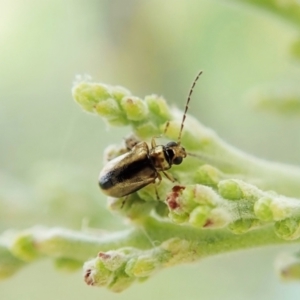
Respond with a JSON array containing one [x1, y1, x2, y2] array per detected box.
[[99, 142, 158, 197]]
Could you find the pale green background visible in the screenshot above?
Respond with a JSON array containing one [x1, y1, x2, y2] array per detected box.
[[1, 0, 300, 299]]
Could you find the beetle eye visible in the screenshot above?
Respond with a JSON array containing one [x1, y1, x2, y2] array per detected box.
[[173, 156, 183, 165]]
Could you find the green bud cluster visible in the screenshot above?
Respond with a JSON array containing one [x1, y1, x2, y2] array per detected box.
[[73, 81, 171, 138], [10, 232, 40, 262], [254, 196, 300, 222], [83, 247, 166, 292], [274, 218, 300, 240], [193, 164, 224, 187], [70, 77, 300, 291], [83, 237, 196, 292], [164, 179, 300, 237], [166, 184, 231, 229], [72, 81, 130, 125]]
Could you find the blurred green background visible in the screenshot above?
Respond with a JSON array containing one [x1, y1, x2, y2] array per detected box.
[[1, 0, 300, 299]]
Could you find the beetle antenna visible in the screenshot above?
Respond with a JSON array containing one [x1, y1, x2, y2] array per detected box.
[[177, 70, 203, 145]]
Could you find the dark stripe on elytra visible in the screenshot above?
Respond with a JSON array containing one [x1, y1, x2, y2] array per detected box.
[[99, 155, 155, 190]]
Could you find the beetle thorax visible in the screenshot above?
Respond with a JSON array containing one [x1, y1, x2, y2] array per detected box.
[[149, 145, 170, 171], [149, 142, 187, 172]]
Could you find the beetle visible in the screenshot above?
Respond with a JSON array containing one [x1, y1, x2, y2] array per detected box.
[[98, 71, 203, 198]]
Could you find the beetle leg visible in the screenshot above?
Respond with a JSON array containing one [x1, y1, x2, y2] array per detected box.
[[124, 134, 141, 150], [121, 196, 128, 208], [154, 184, 160, 200], [104, 135, 140, 162], [156, 171, 162, 184], [150, 122, 170, 147], [162, 171, 177, 183], [151, 137, 157, 148]]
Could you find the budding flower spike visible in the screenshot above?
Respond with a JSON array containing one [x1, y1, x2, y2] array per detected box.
[[2, 69, 300, 293], [69, 71, 300, 291], [97, 71, 203, 199]]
